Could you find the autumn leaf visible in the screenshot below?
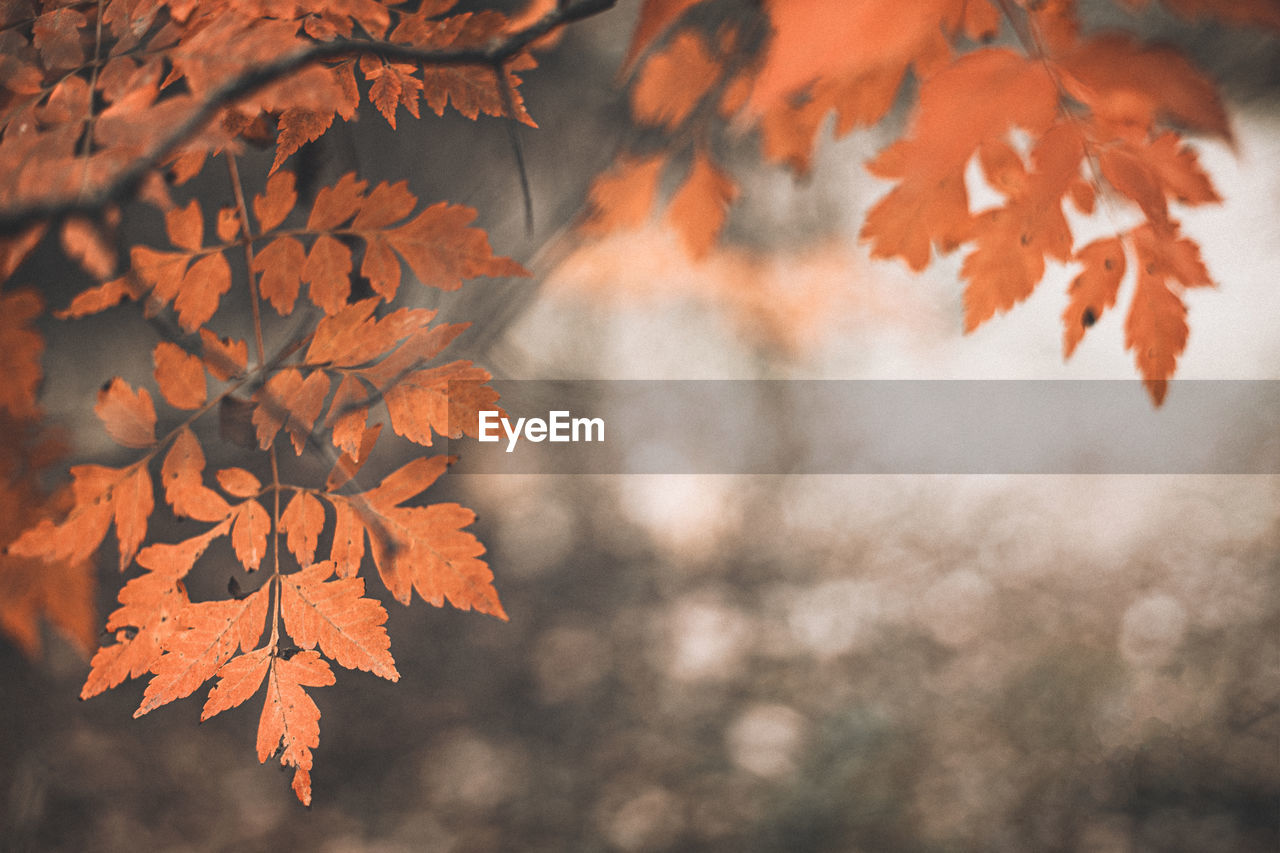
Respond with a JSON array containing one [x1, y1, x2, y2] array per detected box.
[[303, 234, 353, 314], [272, 108, 335, 175], [10, 465, 125, 567], [252, 170, 298, 232], [256, 651, 334, 806], [134, 584, 269, 716], [153, 342, 208, 410], [346, 456, 506, 618], [253, 237, 307, 315], [113, 467, 154, 572], [580, 155, 666, 235], [280, 491, 326, 565], [95, 378, 157, 449], [632, 30, 718, 129], [166, 200, 204, 253], [81, 572, 190, 700], [1063, 238, 1126, 358], [0, 423, 96, 659], [383, 202, 528, 291], [135, 521, 233, 578], [666, 151, 738, 258], [1125, 223, 1214, 404], [0, 290, 45, 418], [253, 369, 332, 454], [199, 329, 249, 381], [325, 424, 382, 492], [622, 0, 710, 73], [231, 500, 271, 571], [328, 497, 367, 579], [279, 561, 399, 680], [202, 646, 271, 721], [216, 468, 262, 498], [162, 427, 233, 522]]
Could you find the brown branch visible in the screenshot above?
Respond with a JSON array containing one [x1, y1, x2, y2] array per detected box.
[[0, 0, 617, 237]]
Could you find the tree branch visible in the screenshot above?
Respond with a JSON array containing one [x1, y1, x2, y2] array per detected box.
[[0, 0, 617, 237]]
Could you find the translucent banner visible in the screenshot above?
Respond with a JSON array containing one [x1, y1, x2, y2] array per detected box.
[[442, 381, 1280, 474]]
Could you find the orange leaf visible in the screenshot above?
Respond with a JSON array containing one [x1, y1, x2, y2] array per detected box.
[[1124, 224, 1213, 404], [9, 465, 121, 566], [199, 329, 248, 381], [0, 290, 45, 418], [135, 585, 269, 716], [748, 0, 963, 114], [359, 323, 470, 389], [621, 0, 709, 73], [325, 374, 371, 458], [579, 155, 665, 235], [232, 500, 271, 571], [33, 8, 87, 71], [162, 427, 232, 522], [54, 277, 139, 320], [861, 49, 1058, 270], [367, 63, 423, 128], [95, 378, 157, 449], [257, 651, 334, 806], [961, 123, 1083, 331], [307, 173, 367, 231], [366, 500, 505, 618], [153, 342, 208, 410], [361, 456, 452, 508], [280, 491, 326, 565], [354, 456, 503, 616], [201, 646, 270, 721], [279, 561, 399, 680], [253, 170, 298, 233], [272, 108, 334, 175], [82, 573, 189, 699], [255, 369, 331, 454], [166, 199, 204, 253], [420, 64, 536, 126], [61, 218, 118, 280], [216, 208, 240, 243], [381, 361, 499, 446], [665, 151, 738, 258], [1059, 34, 1229, 141], [252, 369, 303, 450], [113, 466, 154, 572], [384, 202, 527, 291], [1063, 238, 1126, 358], [216, 468, 262, 498], [131, 248, 189, 307], [1100, 145, 1169, 226], [351, 181, 417, 230], [174, 252, 232, 332], [253, 236, 307, 315], [325, 423, 382, 492], [303, 235, 353, 314], [360, 236, 402, 300], [306, 300, 438, 368], [631, 30, 719, 129], [327, 497, 366, 578], [135, 521, 232, 578]]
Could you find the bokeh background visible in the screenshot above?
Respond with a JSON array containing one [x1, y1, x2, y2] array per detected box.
[[3, 1, 1278, 850]]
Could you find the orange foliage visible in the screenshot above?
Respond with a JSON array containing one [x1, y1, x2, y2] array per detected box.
[[585, 0, 1275, 401], [0, 0, 560, 802], [0, 0, 1273, 810]]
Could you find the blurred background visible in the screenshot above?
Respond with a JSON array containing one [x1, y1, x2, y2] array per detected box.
[[3, 1, 1278, 850]]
